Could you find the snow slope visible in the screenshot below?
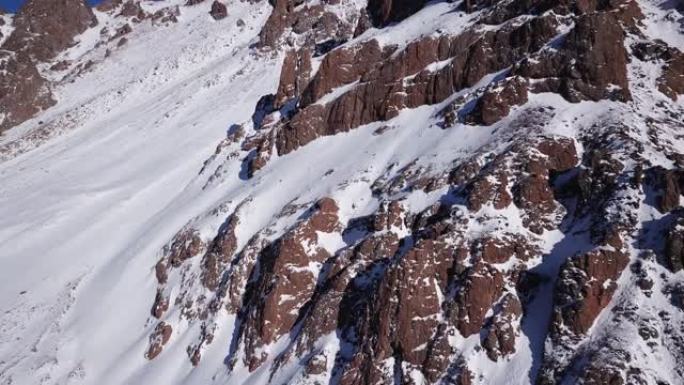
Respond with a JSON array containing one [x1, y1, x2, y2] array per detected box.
[[0, 2, 281, 383]]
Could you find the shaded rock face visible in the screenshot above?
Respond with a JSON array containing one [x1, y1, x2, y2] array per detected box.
[[653, 168, 684, 213], [552, 246, 629, 337], [659, 51, 684, 101], [270, 15, 561, 157], [275, 48, 313, 109], [367, 0, 427, 27], [0, 0, 96, 133], [242, 0, 648, 178], [209, 0, 227, 20], [149, 113, 684, 384], [515, 12, 631, 102], [666, 217, 684, 272], [462, 137, 578, 234], [148, 127, 637, 383]]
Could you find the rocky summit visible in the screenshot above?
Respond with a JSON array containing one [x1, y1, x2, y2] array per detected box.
[[0, 0, 683, 384]]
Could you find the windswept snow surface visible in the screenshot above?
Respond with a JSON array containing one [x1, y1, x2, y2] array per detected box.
[[0, 2, 280, 384]]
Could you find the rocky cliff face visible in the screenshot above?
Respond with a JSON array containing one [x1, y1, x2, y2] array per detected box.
[[143, 0, 684, 383], [1, 0, 683, 385], [0, 0, 97, 132]]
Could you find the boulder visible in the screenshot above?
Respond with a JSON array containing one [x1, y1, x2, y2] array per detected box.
[[209, 1, 227, 20]]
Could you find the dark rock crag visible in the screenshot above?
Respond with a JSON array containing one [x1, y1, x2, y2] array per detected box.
[[54, 0, 676, 383], [0, 0, 96, 132]]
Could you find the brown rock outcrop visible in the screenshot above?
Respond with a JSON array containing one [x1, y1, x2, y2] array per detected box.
[[375, 239, 453, 365], [299, 39, 385, 107], [467, 76, 529, 125], [344, 244, 456, 383], [151, 290, 170, 319], [552, 246, 628, 337], [477, 236, 534, 264], [201, 213, 239, 290], [482, 293, 523, 360], [652, 167, 683, 213], [515, 173, 556, 228], [666, 217, 684, 272], [462, 137, 577, 233], [3, 0, 97, 62], [536, 137, 579, 172], [0, 53, 55, 133], [259, 203, 410, 380], [454, 262, 505, 337], [238, 198, 340, 370], [515, 12, 631, 102], [209, 1, 227, 20], [145, 206, 248, 365], [0, 0, 96, 132], [284, 229, 405, 366], [334, 237, 455, 384], [146, 322, 173, 360], [155, 259, 168, 285], [167, 228, 205, 267], [275, 48, 313, 109], [466, 170, 512, 211], [658, 50, 684, 101]]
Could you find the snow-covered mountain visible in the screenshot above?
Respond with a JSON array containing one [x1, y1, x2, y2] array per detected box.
[[0, 0, 683, 384]]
